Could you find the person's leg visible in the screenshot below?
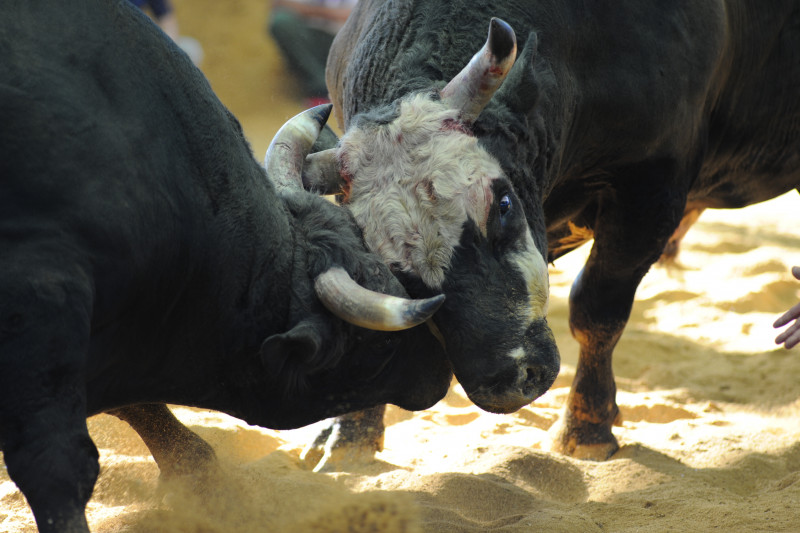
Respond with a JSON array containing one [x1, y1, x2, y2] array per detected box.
[[268, 9, 334, 98]]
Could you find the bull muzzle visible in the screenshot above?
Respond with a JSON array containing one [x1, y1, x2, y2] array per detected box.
[[460, 318, 560, 414]]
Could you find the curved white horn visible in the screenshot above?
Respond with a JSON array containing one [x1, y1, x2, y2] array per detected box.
[[314, 267, 445, 331], [440, 18, 517, 124], [264, 104, 332, 192]]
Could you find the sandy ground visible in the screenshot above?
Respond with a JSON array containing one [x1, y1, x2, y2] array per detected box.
[[3, 1, 800, 531]]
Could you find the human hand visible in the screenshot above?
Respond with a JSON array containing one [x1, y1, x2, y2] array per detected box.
[[773, 266, 800, 348]]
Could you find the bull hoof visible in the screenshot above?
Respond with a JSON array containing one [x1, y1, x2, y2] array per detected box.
[[298, 425, 332, 469], [551, 438, 619, 461], [159, 437, 218, 480], [312, 443, 383, 473], [547, 411, 620, 461]]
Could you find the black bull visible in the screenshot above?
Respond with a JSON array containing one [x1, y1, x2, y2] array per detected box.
[[0, 1, 477, 531], [313, 0, 800, 462]]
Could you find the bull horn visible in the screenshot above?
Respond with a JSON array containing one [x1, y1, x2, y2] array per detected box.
[[440, 17, 517, 124], [314, 267, 445, 331], [264, 104, 332, 192], [302, 149, 346, 195]]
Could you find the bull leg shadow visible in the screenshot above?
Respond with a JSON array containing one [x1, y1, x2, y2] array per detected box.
[[658, 207, 704, 266], [109, 403, 218, 480], [301, 405, 386, 471]]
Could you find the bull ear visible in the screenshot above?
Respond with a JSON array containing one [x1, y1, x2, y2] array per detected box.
[[495, 31, 548, 115], [260, 319, 324, 380], [302, 149, 345, 195]]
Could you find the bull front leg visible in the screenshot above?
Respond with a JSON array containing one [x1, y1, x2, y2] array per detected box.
[[0, 268, 98, 533], [549, 162, 686, 460], [548, 264, 628, 459], [109, 403, 217, 479], [1, 399, 98, 533], [658, 206, 704, 265]]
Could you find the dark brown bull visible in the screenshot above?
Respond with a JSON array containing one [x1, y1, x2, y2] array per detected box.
[[308, 0, 800, 462]]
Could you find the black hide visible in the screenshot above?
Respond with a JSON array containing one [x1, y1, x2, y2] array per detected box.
[[0, 1, 449, 532]]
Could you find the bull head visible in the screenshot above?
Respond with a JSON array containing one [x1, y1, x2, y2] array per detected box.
[[301, 19, 560, 414], [264, 105, 445, 332]]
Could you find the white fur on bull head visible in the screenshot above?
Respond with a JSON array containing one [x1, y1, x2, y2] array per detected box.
[[339, 93, 549, 318], [342, 95, 500, 288]]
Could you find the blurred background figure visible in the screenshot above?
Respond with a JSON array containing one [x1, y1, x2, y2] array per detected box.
[[129, 0, 204, 66], [268, 0, 357, 107]]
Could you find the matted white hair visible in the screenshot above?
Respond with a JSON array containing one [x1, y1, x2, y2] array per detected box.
[[339, 94, 503, 288]]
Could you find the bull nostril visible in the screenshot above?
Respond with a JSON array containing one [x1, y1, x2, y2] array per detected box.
[[524, 366, 542, 393]]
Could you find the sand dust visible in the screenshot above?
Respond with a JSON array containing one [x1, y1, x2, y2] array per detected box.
[[2, 1, 800, 531]]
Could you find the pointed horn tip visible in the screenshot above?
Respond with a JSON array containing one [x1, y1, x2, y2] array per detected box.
[[488, 17, 517, 59], [314, 267, 446, 331], [307, 103, 333, 127], [408, 293, 446, 324]]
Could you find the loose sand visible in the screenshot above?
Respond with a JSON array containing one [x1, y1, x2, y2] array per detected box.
[[2, 1, 799, 531]]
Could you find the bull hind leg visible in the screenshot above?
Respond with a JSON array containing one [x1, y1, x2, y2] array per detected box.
[[550, 161, 686, 460], [658, 207, 704, 266], [301, 405, 386, 471], [109, 403, 217, 479], [0, 267, 98, 533]]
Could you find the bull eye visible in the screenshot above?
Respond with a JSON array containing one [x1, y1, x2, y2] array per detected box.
[[499, 194, 512, 218]]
